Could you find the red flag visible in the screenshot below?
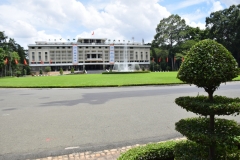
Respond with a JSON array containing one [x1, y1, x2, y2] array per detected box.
[[158, 57, 161, 62], [15, 59, 18, 64], [49, 59, 52, 64], [182, 57, 184, 62], [41, 60, 44, 64], [4, 58, 8, 65], [166, 57, 168, 62], [92, 31, 94, 35], [24, 59, 27, 65]]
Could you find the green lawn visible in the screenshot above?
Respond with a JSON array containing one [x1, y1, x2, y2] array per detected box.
[[0, 72, 239, 88]]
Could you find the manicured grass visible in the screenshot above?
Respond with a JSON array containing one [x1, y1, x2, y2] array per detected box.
[[0, 72, 239, 88]]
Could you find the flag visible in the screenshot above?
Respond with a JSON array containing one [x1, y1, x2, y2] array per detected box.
[[182, 57, 184, 62], [49, 59, 52, 64], [166, 57, 168, 62], [92, 31, 94, 35], [4, 58, 8, 65], [41, 60, 44, 64], [24, 59, 27, 65], [15, 59, 18, 64], [158, 57, 161, 62]]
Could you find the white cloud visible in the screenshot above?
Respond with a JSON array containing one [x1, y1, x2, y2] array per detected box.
[[0, 0, 171, 48], [210, 0, 224, 12], [219, 0, 240, 6], [0, 0, 238, 49]]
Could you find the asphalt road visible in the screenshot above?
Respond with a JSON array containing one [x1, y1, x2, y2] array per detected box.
[[0, 82, 240, 160]]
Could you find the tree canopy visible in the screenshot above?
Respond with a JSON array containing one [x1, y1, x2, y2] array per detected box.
[[177, 39, 238, 100], [206, 4, 240, 66]]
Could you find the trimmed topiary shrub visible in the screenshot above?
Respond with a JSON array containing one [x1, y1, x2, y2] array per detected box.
[[60, 68, 63, 75], [71, 67, 74, 74], [118, 140, 178, 160], [175, 39, 240, 159]]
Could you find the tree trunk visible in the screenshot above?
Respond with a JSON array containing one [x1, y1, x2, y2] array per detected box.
[[209, 114, 215, 160], [208, 90, 215, 160]]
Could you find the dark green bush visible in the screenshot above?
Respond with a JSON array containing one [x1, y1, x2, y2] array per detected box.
[[175, 95, 240, 116], [118, 140, 178, 160], [71, 67, 74, 74], [174, 140, 240, 160], [44, 66, 51, 72], [39, 69, 42, 75], [177, 39, 238, 92], [175, 118, 240, 146], [60, 68, 63, 75]]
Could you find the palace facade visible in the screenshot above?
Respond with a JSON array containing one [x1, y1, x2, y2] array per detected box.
[[28, 38, 151, 72]]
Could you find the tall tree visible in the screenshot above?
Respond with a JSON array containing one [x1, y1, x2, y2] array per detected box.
[[152, 14, 188, 69], [0, 31, 7, 44], [206, 4, 240, 66]]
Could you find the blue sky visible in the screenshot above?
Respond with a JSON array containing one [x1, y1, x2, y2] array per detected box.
[[0, 0, 239, 49]]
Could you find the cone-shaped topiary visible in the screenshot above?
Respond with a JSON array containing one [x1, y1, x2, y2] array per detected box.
[[175, 39, 240, 160]]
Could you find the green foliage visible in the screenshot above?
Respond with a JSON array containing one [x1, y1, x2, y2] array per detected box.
[[177, 39, 238, 93], [71, 67, 74, 73], [60, 68, 63, 75], [206, 4, 240, 66], [118, 140, 178, 160], [142, 66, 145, 71], [23, 69, 26, 76], [174, 140, 240, 160], [39, 69, 42, 75], [175, 118, 240, 146], [175, 95, 240, 116], [44, 66, 51, 72], [153, 14, 187, 48]]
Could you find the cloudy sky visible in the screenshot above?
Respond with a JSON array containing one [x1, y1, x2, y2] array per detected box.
[[0, 0, 239, 49]]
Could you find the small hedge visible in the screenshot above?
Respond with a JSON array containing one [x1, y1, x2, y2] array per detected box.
[[102, 71, 150, 74], [117, 140, 178, 160], [174, 140, 240, 160], [175, 118, 240, 146], [175, 95, 240, 116]]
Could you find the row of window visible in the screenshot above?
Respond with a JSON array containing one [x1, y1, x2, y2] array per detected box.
[[30, 46, 149, 49]]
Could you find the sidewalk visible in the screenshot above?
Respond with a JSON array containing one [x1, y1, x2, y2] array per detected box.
[[30, 137, 186, 160]]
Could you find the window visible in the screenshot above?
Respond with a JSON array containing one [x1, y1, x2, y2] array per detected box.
[[45, 52, 48, 61], [57, 47, 59, 49], [32, 52, 35, 61], [38, 52, 41, 61], [32, 47, 35, 49], [38, 47, 41, 49]]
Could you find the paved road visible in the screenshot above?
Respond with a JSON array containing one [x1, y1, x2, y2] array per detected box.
[[0, 82, 240, 160]]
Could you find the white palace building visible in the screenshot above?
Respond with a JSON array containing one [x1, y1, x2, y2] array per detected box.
[[28, 38, 151, 72]]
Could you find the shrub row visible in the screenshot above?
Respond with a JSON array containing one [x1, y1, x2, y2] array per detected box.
[[117, 140, 178, 160], [117, 139, 240, 160], [174, 140, 240, 160]]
